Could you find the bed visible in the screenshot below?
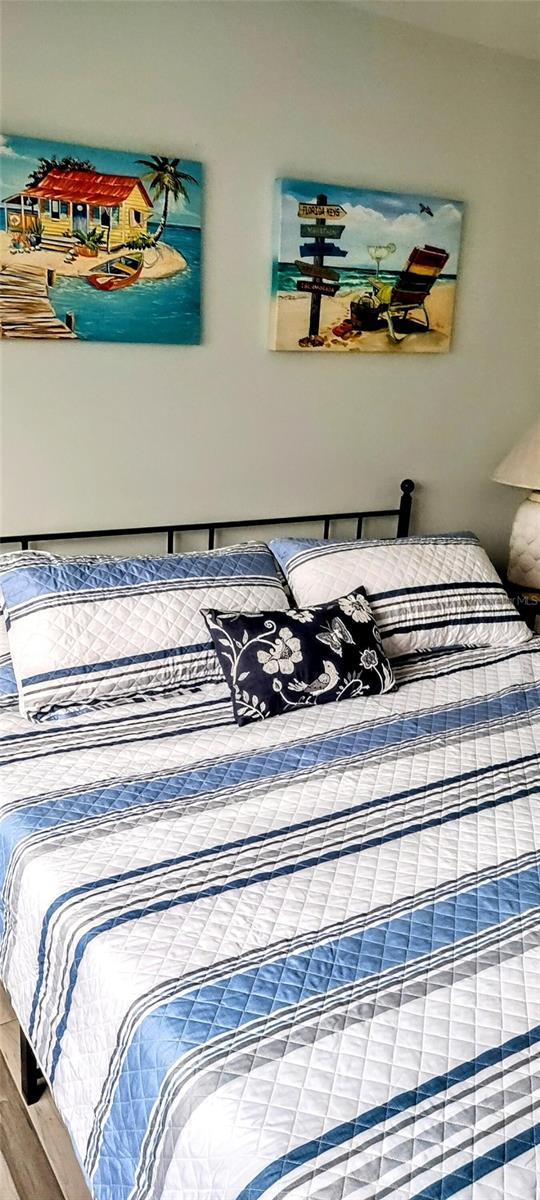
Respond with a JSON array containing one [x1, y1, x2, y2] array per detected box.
[[1, 484, 539, 1200]]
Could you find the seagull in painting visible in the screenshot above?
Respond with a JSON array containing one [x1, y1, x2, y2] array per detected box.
[[419, 203, 434, 217]]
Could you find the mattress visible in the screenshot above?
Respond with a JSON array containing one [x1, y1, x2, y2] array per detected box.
[[1, 640, 539, 1200]]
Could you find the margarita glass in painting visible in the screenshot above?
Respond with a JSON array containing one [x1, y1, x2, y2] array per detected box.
[[0, 135, 203, 343], [270, 178, 464, 352]]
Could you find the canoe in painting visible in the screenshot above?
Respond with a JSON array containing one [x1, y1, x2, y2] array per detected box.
[[86, 253, 144, 291]]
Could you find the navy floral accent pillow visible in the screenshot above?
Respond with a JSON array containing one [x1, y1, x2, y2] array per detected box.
[[203, 587, 394, 725]]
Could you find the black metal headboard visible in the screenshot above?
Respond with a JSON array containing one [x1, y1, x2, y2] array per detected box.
[[1, 479, 415, 553]]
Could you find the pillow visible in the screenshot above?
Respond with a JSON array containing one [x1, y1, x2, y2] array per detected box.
[[269, 533, 532, 658], [203, 587, 394, 725], [0, 551, 54, 707], [0, 543, 290, 719]]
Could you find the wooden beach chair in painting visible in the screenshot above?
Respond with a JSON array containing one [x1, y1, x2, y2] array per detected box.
[[351, 244, 449, 343]]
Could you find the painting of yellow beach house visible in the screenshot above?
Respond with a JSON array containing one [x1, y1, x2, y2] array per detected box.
[[4, 169, 153, 252], [270, 178, 464, 353], [0, 135, 203, 343]]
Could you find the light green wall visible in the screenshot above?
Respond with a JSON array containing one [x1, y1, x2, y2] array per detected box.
[[1, 1, 539, 564]]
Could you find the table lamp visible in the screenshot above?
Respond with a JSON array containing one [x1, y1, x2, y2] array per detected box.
[[492, 417, 540, 590]]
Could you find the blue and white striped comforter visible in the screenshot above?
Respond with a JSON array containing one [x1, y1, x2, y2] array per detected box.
[[1, 641, 539, 1200]]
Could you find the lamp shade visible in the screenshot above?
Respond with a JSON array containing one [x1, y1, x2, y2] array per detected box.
[[492, 418, 540, 490]]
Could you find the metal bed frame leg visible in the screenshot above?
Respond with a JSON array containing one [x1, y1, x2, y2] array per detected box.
[[20, 1025, 45, 1105]]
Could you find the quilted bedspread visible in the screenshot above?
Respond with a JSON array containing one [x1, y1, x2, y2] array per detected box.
[[1, 640, 539, 1199]]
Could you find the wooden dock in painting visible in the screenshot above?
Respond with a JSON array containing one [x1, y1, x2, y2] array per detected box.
[[0, 264, 76, 339]]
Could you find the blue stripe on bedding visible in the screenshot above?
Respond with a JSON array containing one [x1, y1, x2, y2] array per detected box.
[[0, 660, 17, 698], [2, 637, 540, 1200], [4, 682, 538, 910], [236, 1025, 540, 1200], [37, 769, 540, 1080], [6, 680, 540, 1093], [384, 613, 524, 637], [270, 533, 476, 561], [43, 775, 540, 1087], [28, 747, 540, 1049], [369, 581, 504, 600], [410, 1122, 540, 1199], [0, 549, 279, 606], [22, 640, 213, 686], [91, 867, 540, 1199]]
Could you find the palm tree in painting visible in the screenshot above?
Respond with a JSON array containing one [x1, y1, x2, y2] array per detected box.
[[136, 156, 198, 243]]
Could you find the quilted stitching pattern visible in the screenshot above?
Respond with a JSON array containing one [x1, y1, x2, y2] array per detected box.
[[0, 638, 539, 1200], [0, 549, 54, 659], [0, 544, 289, 719], [270, 534, 532, 658]]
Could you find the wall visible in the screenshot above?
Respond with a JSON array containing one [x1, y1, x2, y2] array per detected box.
[[1, 0, 539, 563]]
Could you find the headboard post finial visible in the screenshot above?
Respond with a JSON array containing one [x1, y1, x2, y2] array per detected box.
[[397, 479, 415, 537]]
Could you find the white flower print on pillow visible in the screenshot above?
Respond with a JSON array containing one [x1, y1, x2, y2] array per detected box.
[[257, 628, 303, 675]]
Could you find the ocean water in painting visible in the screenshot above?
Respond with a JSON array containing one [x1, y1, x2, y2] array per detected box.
[[0, 135, 203, 344], [273, 261, 456, 295], [42, 225, 201, 344], [0, 214, 201, 343]]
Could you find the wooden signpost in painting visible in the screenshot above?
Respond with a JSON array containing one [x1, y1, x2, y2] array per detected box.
[[300, 224, 345, 240], [294, 260, 340, 282], [298, 203, 347, 219], [296, 279, 339, 297], [296, 193, 347, 347], [299, 242, 348, 259]]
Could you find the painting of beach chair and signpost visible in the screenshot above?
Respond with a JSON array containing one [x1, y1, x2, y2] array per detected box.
[[0, 135, 203, 343], [270, 178, 464, 352]]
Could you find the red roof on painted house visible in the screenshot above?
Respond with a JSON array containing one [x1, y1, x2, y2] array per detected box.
[[24, 169, 153, 208]]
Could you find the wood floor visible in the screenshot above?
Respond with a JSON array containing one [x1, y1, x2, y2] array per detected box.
[[0, 984, 91, 1200]]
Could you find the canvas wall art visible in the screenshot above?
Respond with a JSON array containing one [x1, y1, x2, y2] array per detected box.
[[270, 178, 464, 352], [0, 135, 203, 343]]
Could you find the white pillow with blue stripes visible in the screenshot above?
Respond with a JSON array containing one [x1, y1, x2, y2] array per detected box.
[[0, 543, 290, 720], [269, 533, 532, 658]]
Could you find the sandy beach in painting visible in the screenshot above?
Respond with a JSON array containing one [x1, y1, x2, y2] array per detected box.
[[270, 282, 457, 353], [0, 232, 187, 280]]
